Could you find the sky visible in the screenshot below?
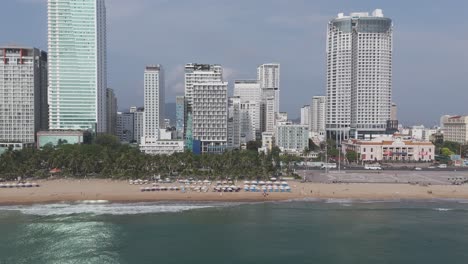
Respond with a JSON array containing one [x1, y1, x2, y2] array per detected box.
[[2, 0, 468, 126]]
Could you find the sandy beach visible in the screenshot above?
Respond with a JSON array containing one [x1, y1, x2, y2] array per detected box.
[[2, 179, 468, 205]]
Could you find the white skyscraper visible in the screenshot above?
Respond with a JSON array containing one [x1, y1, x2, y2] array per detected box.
[[227, 97, 241, 150], [192, 82, 228, 153], [257, 63, 280, 133], [234, 80, 261, 140], [0, 47, 48, 152], [301, 105, 310, 126], [310, 96, 326, 134], [48, 0, 107, 133], [234, 80, 261, 102], [143, 65, 164, 142], [326, 9, 392, 141], [184, 63, 223, 107]]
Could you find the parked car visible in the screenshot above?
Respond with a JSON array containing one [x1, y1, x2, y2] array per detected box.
[[438, 164, 447, 169], [364, 164, 382, 170], [414, 167, 422, 171]]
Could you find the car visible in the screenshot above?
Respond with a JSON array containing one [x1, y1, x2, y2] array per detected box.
[[428, 166, 436, 169], [438, 164, 448, 169], [414, 167, 422, 171]]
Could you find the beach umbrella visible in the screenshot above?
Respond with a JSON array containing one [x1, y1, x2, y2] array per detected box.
[[0, 184, 5, 188], [266, 181, 273, 185], [259, 181, 266, 185], [244, 181, 250, 184], [281, 181, 288, 186], [270, 177, 277, 181], [250, 180, 257, 185], [129, 180, 134, 185], [140, 187, 145, 192], [203, 180, 210, 183], [25, 182, 32, 188]]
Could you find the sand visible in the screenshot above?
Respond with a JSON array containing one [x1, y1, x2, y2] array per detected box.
[[1, 179, 468, 205]]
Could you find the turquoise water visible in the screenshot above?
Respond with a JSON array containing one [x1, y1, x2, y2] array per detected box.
[[1, 200, 468, 264]]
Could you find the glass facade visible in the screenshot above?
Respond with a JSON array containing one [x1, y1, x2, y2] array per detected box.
[[48, 0, 107, 132]]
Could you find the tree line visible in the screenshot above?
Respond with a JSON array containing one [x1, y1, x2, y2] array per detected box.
[[0, 135, 302, 181]]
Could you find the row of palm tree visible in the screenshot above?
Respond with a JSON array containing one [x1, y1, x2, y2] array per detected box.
[[0, 135, 301, 181]]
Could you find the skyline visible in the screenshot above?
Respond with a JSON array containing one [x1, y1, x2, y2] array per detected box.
[[2, 0, 468, 126]]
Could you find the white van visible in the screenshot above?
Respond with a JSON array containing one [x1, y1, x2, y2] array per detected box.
[[321, 163, 337, 169], [364, 164, 382, 170]]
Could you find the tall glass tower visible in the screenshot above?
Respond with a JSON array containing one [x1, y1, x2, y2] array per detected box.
[[48, 0, 107, 133]]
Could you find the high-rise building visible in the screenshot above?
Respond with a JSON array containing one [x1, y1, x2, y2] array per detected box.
[[227, 97, 241, 150], [106, 88, 117, 135], [0, 47, 48, 152], [301, 105, 310, 126], [326, 9, 392, 141], [48, 0, 107, 133], [233, 80, 261, 141], [192, 82, 228, 154], [184, 64, 224, 152], [257, 63, 280, 133], [143, 65, 164, 142], [175, 96, 185, 139], [234, 80, 261, 102], [116, 112, 134, 143], [310, 96, 326, 134], [184, 63, 223, 107], [240, 101, 261, 142], [133, 108, 144, 144]]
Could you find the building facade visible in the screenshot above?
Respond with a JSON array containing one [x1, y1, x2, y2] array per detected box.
[[258, 64, 280, 134], [342, 136, 435, 162], [276, 124, 309, 154], [443, 116, 468, 144], [301, 105, 310, 126], [192, 82, 228, 154], [48, 0, 107, 133], [240, 101, 260, 142], [133, 108, 144, 144], [326, 9, 392, 141], [175, 96, 185, 139], [310, 96, 326, 135], [0, 46, 48, 151], [106, 88, 117, 135], [234, 80, 261, 102], [143, 65, 164, 142], [227, 97, 241, 150], [116, 112, 134, 143]]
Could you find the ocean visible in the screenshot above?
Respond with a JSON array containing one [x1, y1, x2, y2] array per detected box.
[[0, 200, 468, 264]]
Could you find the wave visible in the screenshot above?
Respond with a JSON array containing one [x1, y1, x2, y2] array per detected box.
[[0, 202, 231, 216], [434, 208, 453, 212]]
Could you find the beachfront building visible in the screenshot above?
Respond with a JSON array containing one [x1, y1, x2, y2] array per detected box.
[[234, 80, 261, 102], [116, 112, 134, 143], [301, 105, 310, 127], [184, 64, 224, 150], [175, 96, 185, 139], [442, 115, 468, 144], [326, 9, 393, 142], [341, 136, 435, 162], [139, 140, 184, 155], [106, 88, 117, 135], [37, 130, 92, 148], [191, 82, 228, 154], [276, 124, 309, 155], [240, 101, 261, 143], [227, 97, 241, 150], [48, 0, 108, 133], [0, 46, 48, 154], [133, 108, 144, 144], [310, 96, 326, 135], [258, 64, 280, 134]]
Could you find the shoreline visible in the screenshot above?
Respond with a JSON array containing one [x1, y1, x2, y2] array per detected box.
[[2, 179, 468, 206]]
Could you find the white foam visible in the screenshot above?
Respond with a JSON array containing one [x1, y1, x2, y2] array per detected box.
[[325, 199, 354, 204], [434, 208, 453, 212], [0, 202, 225, 216]]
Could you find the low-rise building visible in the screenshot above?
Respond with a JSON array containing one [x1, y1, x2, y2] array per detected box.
[[37, 131, 92, 148], [258, 132, 274, 153], [342, 136, 435, 162], [276, 124, 309, 155], [139, 140, 184, 155]]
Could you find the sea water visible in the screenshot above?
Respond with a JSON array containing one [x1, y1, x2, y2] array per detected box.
[[0, 200, 468, 264]]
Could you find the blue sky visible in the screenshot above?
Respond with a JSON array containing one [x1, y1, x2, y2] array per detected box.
[[3, 0, 468, 126]]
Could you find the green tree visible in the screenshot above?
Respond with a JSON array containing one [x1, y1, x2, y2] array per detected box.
[[346, 150, 358, 163]]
